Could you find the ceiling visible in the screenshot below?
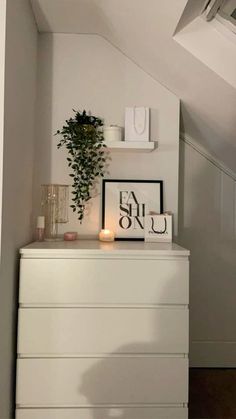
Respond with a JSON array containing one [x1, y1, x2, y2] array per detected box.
[[31, 0, 236, 172]]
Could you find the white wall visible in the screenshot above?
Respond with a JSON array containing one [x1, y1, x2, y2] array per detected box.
[[34, 34, 180, 236], [178, 137, 236, 367], [31, 0, 236, 175], [0, 1, 38, 418]]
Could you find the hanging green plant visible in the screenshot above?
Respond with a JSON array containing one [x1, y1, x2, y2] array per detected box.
[[56, 110, 107, 222]]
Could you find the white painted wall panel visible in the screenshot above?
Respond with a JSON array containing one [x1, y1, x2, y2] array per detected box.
[[16, 357, 188, 406], [191, 341, 236, 368], [179, 139, 236, 366], [18, 307, 188, 355], [220, 171, 235, 239], [19, 258, 189, 305]]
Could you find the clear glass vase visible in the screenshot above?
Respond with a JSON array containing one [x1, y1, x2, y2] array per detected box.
[[41, 184, 69, 240]]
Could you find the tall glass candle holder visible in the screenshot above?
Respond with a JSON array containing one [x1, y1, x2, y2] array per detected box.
[[41, 184, 69, 240]]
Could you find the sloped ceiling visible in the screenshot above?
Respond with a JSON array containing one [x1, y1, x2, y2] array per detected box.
[[31, 0, 236, 172]]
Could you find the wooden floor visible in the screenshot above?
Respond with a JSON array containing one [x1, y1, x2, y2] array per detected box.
[[189, 369, 236, 419]]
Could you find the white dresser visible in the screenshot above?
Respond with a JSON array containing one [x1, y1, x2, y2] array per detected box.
[[16, 240, 190, 419]]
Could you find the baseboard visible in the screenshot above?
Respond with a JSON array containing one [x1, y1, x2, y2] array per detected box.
[[190, 341, 236, 367]]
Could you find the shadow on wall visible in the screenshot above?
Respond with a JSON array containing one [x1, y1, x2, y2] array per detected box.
[[33, 32, 53, 223], [178, 135, 236, 366]]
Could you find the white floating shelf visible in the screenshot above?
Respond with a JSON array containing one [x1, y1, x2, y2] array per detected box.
[[105, 141, 157, 152]]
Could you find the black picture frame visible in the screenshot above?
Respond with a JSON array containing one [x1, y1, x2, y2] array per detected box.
[[102, 179, 163, 241]]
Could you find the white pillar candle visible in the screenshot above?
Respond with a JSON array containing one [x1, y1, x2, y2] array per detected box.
[[99, 229, 115, 242], [103, 126, 122, 142], [36, 216, 45, 242], [37, 216, 45, 229]]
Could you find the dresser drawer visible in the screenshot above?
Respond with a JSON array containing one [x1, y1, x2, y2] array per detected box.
[[16, 407, 188, 419], [19, 259, 189, 305], [16, 357, 188, 406], [18, 307, 189, 355]]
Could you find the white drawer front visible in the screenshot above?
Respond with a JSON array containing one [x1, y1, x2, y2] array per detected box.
[[16, 357, 188, 406], [18, 308, 189, 355], [19, 259, 189, 305], [16, 407, 188, 419]]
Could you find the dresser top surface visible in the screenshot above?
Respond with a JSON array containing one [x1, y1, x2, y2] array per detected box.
[[20, 240, 190, 258]]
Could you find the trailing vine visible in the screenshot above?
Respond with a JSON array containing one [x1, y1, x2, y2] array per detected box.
[[56, 110, 107, 222]]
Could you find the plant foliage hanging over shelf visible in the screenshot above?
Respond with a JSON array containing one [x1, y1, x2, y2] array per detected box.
[[56, 110, 107, 222]]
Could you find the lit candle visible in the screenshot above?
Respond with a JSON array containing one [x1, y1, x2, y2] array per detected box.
[[99, 229, 115, 242]]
